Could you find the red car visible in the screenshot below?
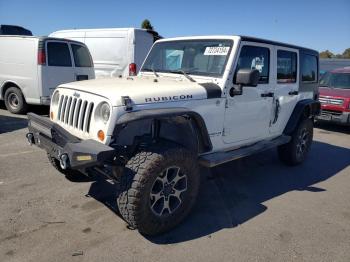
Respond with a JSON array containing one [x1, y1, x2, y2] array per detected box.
[[317, 67, 350, 125]]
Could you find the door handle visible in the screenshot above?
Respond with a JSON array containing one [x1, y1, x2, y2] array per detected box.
[[261, 92, 274, 98], [288, 90, 299, 96]]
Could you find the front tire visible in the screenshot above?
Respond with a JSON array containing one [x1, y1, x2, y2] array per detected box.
[[278, 118, 314, 165], [117, 144, 200, 235], [4, 87, 28, 114]]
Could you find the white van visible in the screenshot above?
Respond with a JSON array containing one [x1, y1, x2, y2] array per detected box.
[[0, 36, 95, 114], [50, 28, 159, 78]]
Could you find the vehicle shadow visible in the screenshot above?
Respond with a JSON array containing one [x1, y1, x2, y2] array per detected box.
[[0, 101, 50, 116], [315, 121, 350, 134], [0, 114, 28, 134], [0, 101, 49, 134], [86, 140, 350, 244]]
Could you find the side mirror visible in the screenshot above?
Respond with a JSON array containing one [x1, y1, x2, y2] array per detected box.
[[230, 69, 260, 96], [236, 68, 260, 87]]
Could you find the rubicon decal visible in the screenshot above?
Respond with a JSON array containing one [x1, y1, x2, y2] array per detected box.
[[145, 95, 193, 103]]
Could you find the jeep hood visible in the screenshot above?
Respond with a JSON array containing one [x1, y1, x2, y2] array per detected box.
[[319, 87, 350, 99], [58, 76, 221, 106]]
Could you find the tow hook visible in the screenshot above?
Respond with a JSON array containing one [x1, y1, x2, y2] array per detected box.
[[26, 133, 34, 145], [59, 154, 69, 170]]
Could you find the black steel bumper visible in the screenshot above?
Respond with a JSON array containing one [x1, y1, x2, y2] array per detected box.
[[26, 113, 115, 170]]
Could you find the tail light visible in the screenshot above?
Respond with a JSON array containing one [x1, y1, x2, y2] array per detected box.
[[129, 63, 137, 76], [38, 49, 46, 65]]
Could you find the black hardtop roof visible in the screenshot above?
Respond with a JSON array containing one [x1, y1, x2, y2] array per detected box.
[[240, 36, 318, 56]]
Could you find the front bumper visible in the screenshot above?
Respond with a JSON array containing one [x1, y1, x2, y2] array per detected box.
[[26, 113, 116, 170], [316, 110, 350, 125]]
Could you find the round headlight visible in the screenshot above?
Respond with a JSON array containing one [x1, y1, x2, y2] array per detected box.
[[100, 102, 110, 123], [51, 91, 60, 106]]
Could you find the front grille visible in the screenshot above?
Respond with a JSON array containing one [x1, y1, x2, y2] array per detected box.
[[320, 109, 342, 116], [319, 96, 344, 106], [57, 95, 94, 133]]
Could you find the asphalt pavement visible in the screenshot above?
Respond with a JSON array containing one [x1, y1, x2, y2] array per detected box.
[[0, 102, 349, 262]]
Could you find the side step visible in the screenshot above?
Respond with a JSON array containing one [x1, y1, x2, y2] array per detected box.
[[198, 135, 291, 168]]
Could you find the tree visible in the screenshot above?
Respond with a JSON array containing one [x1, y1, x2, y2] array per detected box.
[[319, 50, 334, 59], [342, 48, 350, 59], [141, 19, 154, 30]]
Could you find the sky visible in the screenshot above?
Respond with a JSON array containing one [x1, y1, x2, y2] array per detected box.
[[0, 0, 349, 54]]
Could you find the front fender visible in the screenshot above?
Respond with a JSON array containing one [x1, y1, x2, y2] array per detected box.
[[115, 108, 212, 152]]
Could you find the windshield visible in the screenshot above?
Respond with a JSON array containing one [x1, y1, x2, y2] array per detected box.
[[320, 72, 350, 89], [141, 39, 233, 77]]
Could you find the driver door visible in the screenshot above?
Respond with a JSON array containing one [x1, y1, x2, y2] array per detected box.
[[223, 43, 275, 146]]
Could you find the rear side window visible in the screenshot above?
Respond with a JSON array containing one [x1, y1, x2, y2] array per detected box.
[[235, 46, 270, 84], [47, 42, 72, 67], [71, 44, 93, 67], [277, 50, 297, 83], [301, 54, 317, 82]]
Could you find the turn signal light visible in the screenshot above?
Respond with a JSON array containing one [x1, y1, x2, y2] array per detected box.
[[50, 111, 54, 120], [129, 63, 137, 76], [97, 130, 105, 141]]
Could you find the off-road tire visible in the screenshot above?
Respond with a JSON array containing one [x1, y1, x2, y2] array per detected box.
[[4, 87, 28, 114], [117, 143, 200, 235], [47, 153, 81, 176], [278, 118, 314, 166]]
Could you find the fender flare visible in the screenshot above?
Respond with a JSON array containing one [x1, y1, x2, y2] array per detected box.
[[115, 108, 212, 151], [283, 99, 321, 135], [0, 80, 23, 99]]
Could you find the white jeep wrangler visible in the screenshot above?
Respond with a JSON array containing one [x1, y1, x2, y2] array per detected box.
[[27, 36, 320, 235]]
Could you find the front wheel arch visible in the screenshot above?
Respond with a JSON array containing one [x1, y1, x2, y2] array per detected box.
[[113, 109, 213, 154]]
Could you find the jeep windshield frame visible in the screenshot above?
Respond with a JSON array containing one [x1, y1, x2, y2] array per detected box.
[[141, 39, 233, 78]]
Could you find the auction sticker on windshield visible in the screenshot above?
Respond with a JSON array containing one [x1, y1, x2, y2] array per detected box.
[[204, 46, 230, 56]]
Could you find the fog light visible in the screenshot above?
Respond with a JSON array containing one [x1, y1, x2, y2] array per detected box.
[[26, 133, 34, 145], [97, 130, 105, 141], [59, 154, 69, 170]]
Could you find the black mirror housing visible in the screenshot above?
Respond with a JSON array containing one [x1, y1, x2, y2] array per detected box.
[[236, 69, 260, 87]]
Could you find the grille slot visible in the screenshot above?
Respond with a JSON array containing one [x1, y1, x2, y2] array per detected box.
[[321, 109, 342, 116], [319, 96, 344, 105], [56, 95, 94, 133], [74, 99, 82, 128]]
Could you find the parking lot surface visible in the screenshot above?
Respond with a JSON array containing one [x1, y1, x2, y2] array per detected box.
[[0, 103, 349, 262]]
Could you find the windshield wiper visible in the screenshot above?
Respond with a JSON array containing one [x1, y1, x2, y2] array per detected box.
[[142, 68, 159, 78], [169, 70, 196, 82]]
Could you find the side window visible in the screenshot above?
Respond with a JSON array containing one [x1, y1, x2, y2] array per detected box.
[[301, 54, 317, 82], [235, 46, 270, 84], [47, 42, 72, 67], [277, 50, 297, 83], [71, 44, 93, 67]]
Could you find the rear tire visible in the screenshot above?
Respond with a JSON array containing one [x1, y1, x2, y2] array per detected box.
[[117, 143, 200, 236], [278, 118, 314, 165], [4, 87, 28, 114]]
